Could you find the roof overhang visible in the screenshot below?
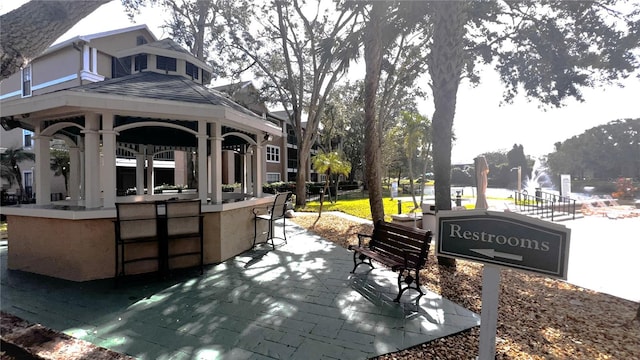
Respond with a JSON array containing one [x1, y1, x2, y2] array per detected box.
[[0, 90, 281, 136]]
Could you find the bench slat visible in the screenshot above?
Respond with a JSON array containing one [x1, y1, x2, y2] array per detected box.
[[349, 220, 432, 302]]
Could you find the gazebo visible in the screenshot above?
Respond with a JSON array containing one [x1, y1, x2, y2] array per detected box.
[[0, 72, 283, 281]]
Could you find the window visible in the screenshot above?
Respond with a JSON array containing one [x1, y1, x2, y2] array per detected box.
[[156, 56, 177, 72], [23, 171, 33, 199], [266, 145, 280, 163], [23, 130, 33, 148], [202, 70, 211, 85], [112, 57, 131, 78], [136, 35, 148, 46], [22, 65, 32, 97], [266, 173, 281, 183], [134, 54, 147, 71], [186, 62, 199, 80]]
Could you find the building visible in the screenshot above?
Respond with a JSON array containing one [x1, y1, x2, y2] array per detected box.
[[0, 25, 281, 205], [213, 83, 321, 184]]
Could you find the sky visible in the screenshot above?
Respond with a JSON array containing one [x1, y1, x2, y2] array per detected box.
[[2, 1, 639, 164]]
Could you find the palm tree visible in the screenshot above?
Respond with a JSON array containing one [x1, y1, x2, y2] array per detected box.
[[50, 149, 70, 195], [1, 0, 110, 80], [311, 151, 351, 221], [0, 147, 35, 201], [400, 111, 432, 209], [428, 1, 467, 267]]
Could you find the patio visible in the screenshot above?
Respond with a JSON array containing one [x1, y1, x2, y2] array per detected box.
[[0, 222, 479, 359]]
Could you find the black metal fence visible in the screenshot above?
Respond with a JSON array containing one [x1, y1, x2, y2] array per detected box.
[[514, 189, 577, 221]]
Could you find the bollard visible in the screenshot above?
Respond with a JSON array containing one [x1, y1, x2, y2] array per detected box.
[[455, 191, 462, 207], [398, 199, 402, 214]]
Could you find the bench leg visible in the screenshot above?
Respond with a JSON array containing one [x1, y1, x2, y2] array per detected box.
[[350, 252, 374, 273], [394, 269, 424, 302]]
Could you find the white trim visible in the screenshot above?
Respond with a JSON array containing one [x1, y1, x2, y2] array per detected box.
[[44, 25, 156, 57], [80, 70, 105, 82], [0, 90, 21, 100], [32, 74, 78, 92], [23, 130, 34, 149], [116, 158, 175, 168], [2, 73, 79, 99], [266, 145, 280, 163]]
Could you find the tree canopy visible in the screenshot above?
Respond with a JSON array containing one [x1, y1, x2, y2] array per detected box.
[[546, 118, 640, 180], [1, 0, 110, 80]]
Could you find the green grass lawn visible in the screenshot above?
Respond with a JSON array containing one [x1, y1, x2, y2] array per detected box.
[[302, 197, 426, 222], [301, 194, 511, 222]]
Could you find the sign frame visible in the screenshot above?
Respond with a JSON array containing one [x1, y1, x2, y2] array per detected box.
[[435, 210, 571, 279]]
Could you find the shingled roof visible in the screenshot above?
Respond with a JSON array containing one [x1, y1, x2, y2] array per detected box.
[[67, 72, 257, 118]]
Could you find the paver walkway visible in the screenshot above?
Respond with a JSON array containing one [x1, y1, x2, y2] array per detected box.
[[0, 222, 479, 359]]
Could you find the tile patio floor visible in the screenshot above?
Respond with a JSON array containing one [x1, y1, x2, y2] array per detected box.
[[0, 222, 479, 359]]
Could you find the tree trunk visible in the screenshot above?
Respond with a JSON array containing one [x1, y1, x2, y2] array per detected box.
[[1, 0, 111, 80], [428, 1, 468, 267], [364, 2, 386, 223], [295, 160, 307, 208]]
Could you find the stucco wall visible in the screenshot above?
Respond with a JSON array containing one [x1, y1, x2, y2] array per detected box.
[[7, 216, 114, 281], [6, 202, 267, 282]]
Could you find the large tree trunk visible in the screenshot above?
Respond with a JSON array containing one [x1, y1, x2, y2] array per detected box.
[[428, 1, 468, 267], [363, 2, 385, 223], [1, 0, 111, 80]]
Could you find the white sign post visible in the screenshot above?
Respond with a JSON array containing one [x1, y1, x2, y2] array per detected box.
[[436, 210, 571, 359], [478, 266, 501, 359]]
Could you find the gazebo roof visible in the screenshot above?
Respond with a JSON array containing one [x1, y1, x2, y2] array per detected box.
[[68, 72, 255, 117], [1, 72, 281, 138]]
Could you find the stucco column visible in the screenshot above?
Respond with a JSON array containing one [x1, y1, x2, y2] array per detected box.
[[197, 121, 208, 204], [146, 145, 154, 194], [136, 152, 145, 195], [68, 146, 80, 201], [33, 129, 51, 205], [100, 112, 117, 208], [242, 145, 249, 194], [253, 144, 263, 197], [83, 44, 90, 72], [246, 146, 254, 195], [210, 123, 222, 203], [91, 47, 97, 73], [173, 150, 187, 187], [222, 150, 235, 185], [83, 113, 101, 208], [78, 137, 85, 200]]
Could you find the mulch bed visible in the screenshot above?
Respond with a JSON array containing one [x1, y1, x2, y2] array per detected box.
[[291, 213, 640, 360], [0, 312, 134, 360], [1, 214, 638, 359]]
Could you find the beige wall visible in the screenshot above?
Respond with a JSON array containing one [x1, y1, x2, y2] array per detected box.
[[6, 202, 266, 281], [0, 47, 80, 99], [97, 51, 113, 78], [0, 73, 21, 98], [89, 29, 152, 55], [7, 216, 115, 281], [204, 206, 266, 264]]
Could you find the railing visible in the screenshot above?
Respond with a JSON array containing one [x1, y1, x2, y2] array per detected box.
[[513, 189, 577, 221]]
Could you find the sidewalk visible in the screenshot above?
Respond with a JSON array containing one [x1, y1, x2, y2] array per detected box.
[[0, 222, 479, 359]]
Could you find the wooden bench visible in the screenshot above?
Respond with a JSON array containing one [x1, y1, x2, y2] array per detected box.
[[348, 220, 432, 302]]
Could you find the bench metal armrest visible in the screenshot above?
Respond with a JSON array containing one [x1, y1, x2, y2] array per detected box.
[[356, 233, 372, 247], [402, 248, 422, 269]]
